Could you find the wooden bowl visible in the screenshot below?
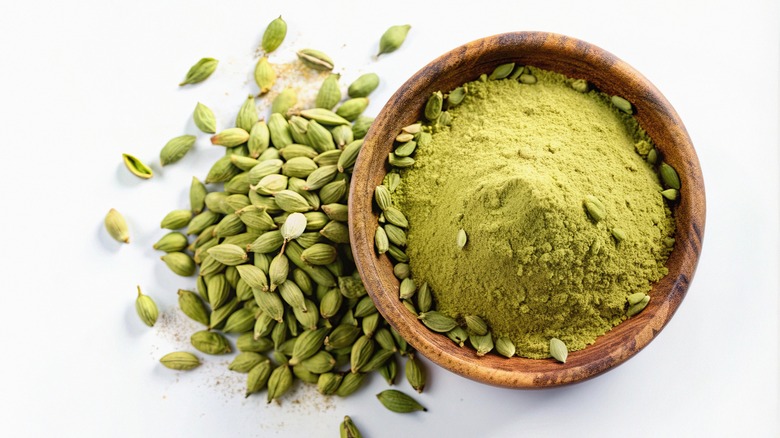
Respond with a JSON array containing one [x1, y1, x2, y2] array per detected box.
[[348, 32, 706, 388]]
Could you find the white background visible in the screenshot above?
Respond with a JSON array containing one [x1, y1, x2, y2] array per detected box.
[[0, 0, 777, 437]]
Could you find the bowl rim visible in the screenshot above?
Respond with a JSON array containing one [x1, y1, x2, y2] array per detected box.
[[349, 31, 706, 388]]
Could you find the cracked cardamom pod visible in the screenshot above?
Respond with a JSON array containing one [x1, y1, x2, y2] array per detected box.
[[297, 48, 334, 71], [122, 153, 153, 179]]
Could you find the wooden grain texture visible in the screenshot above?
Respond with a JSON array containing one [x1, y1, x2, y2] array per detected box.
[[348, 32, 706, 388]]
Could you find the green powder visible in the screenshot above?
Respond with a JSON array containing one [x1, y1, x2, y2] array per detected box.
[[395, 67, 675, 359]]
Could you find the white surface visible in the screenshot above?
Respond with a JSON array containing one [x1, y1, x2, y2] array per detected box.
[[0, 1, 777, 436]]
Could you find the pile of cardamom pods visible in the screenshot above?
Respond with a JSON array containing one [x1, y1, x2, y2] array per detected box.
[[105, 16, 425, 436]]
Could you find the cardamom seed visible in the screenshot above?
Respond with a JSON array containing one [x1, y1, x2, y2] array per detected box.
[[193, 102, 217, 133], [104, 208, 130, 243], [297, 49, 334, 71], [627, 294, 651, 317], [659, 162, 681, 190], [161, 252, 196, 276], [350, 335, 375, 374], [470, 332, 494, 356], [457, 228, 468, 249], [337, 139, 363, 173], [271, 88, 297, 116], [611, 95, 633, 114], [418, 311, 457, 332], [211, 127, 250, 147], [549, 338, 568, 363], [135, 286, 158, 327], [299, 108, 350, 126], [159, 352, 201, 371], [160, 135, 197, 166], [191, 330, 231, 355], [335, 97, 369, 122], [495, 337, 516, 358], [348, 73, 380, 98], [488, 62, 515, 80], [122, 153, 153, 179], [266, 364, 293, 403], [245, 360, 272, 397], [405, 354, 426, 393], [583, 195, 606, 222], [315, 73, 342, 110], [377, 25, 411, 57], [261, 15, 287, 54], [254, 56, 276, 95], [179, 57, 218, 86], [376, 389, 426, 413]]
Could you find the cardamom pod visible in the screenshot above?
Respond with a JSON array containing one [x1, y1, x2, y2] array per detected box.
[[288, 327, 328, 365], [303, 165, 338, 191], [159, 352, 201, 371], [292, 363, 319, 384], [402, 299, 417, 316], [280, 212, 307, 242], [571, 78, 589, 93], [193, 102, 217, 133], [319, 179, 347, 205], [354, 295, 377, 318], [268, 253, 290, 292], [237, 333, 273, 353], [405, 355, 426, 393], [519, 73, 537, 84], [187, 177, 207, 214], [274, 189, 313, 213], [214, 213, 245, 237], [374, 328, 396, 352], [280, 144, 318, 160], [266, 364, 293, 403], [233, 96, 258, 132], [300, 243, 338, 265], [122, 153, 153, 179], [488, 62, 515, 80], [271, 88, 297, 116], [470, 332, 494, 356], [207, 243, 248, 266], [330, 124, 354, 148], [659, 162, 681, 190], [325, 324, 362, 350], [104, 208, 130, 243], [361, 313, 380, 338], [179, 57, 218, 86], [393, 263, 410, 280], [161, 252, 196, 276], [549, 337, 568, 363], [495, 337, 516, 358], [306, 120, 336, 153], [388, 152, 415, 168], [378, 358, 397, 385], [348, 73, 380, 98], [317, 372, 343, 395], [246, 361, 272, 397], [247, 120, 270, 158], [297, 49, 334, 71], [387, 244, 409, 263], [222, 308, 255, 333], [337, 139, 363, 173], [418, 311, 457, 332], [376, 389, 426, 413], [301, 350, 336, 374], [611, 95, 633, 114], [661, 188, 678, 201], [374, 226, 389, 255], [336, 374, 366, 398], [252, 173, 289, 195], [416, 282, 431, 313], [176, 289, 209, 326], [320, 220, 350, 244], [316, 73, 342, 110], [394, 140, 417, 157], [299, 108, 350, 126], [583, 195, 606, 222], [160, 134, 197, 166], [447, 326, 468, 347], [384, 223, 406, 247], [187, 210, 220, 235], [351, 116, 374, 139], [383, 207, 408, 228], [135, 286, 158, 327], [627, 294, 651, 317], [229, 351, 266, 373], [236, 264, 268, 291], [424, 91, 443, 122], [191, 330, 231, 355], [647, 148, 659, 165], [206, 273, 230, 309], [399, 277, 416, 300], [377, 25, 411, 57], [446, 86, 467, 107], [205, 155, 241, 183], [211, 128, 250, 147], [457, 228, 468, 249], [322, 203, 348, 222], [254, 56, 276, 95], [335, 97, 369, 122], [153, 232, 188, 253], [611, 227, 627, 242], [261, 15, 287, 54], [350, 335, 375, 373], [464, 315, 488, 336], [395, 132, 414, 143]]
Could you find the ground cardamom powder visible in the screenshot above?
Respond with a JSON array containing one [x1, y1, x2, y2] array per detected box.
[[395, 67, 675, 359]]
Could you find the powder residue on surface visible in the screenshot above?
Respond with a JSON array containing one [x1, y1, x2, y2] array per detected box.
[[396, 67, 675, 358]]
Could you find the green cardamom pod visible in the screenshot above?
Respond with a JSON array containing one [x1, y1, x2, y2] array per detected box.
[[254, 291, 284, 324], [266, 364, 293, 403], [611, 95, 633, 114], [289, 328, 328, 365], [188, 177, 207, 214], [495, 337, 516, 358], [464, 315, 488, 336], [235, 205, 276, 231], [246, 120, 270, 159], [179, 57, 218, 86], [246, 360, 272, 397], [177, 289, 209, 326], [383, 207, 408, 228], [402, 299, 417, 316], [659, 162, 681, 190], [360, 347, 392, 372], [350, 335, 375, 374], [583, 195, 606, 222], [661, 188, 678, 201], [374, 328, 396, 352], [318, 288, 342, 320], [374, 226, 389, 255], [611, 227, 627, 242], [104, 208, 130, 243], [160, 135, 197, 166], [122, 153, 153, 179], [271, 88, 298, 116], [229, 351, 266, 373], [298, 350, 334, 374], [254, 56, 276, 95], [336, 374, 366, 399], [159, 351, 201, 370], [297, 49, 334, 71], [186, 210, 220, 235], [303, 211, 329, 231], [215, 213, 245, 238], [267, 113, 293, 148], [488, 62, 515, 80], [384, 224, 406, 248], [351, 116, 374, 139], [317, 372, 343, 395], [237, 333, 273, 353], [205, 155, 241, 183], [383, 172, 401, 193], [267, 253, 290, 292], [338, 139, 363, 173], [206, 273, 230, 309], [405, 355, 426, 393], [313, 151, 342, 167], [299, 108, 350, 126], [292, 363, 319, 384], [446, 86, 467, 107], [278, 279, 306, 312], [280, 212, 307, 242], [627, 292, 647, 305], [647, 148, 659, 165], [470, 332, 494, 356], [388, 152, 415, 168], [376, 389, 426, 413], [456, 228, 468, 249], [211, 128, 250, 147], [236, 264, 268, 290], [293, 298, 319, 330], [153, 232, 188, 253], [570, 78, 589, 93], [280, 144, 318, 160], [374, 185, 392, 211], [330, 124, 354, 148], [222, 307, 255, 333], [361, 313, 380, 338], [224, 172, 250, 195], [191, 330, 231, 355], [319, 221, 350, 245], [207, 243, 248, 266], [274, 189, 313, 213], [378, 358, 397, 385], [261, 15, 287, 54], [335, 97, 369, 122], [161, 252, 196, 276], [339, 415, 362, 438], [319, 179, 347, 204], [418, 311, 457, 332], [447, 326, 468, 347], [395, 132, 412, 143], [394, 140, 417, 157], [387, 244, 409, 263], [412, 283, 429, 314], [398, 277, 416, 300], [301, 243, 338, 265], [627, 294, 651, 317], [377, 25, 411, 57], [424, 91, 443, 121], [232, 96, 257, 133], [354, 295, 377, 318], [325, 324, 362, 350], [519, 73, 537, 84], [193, 102, 217, 133], [348, 73, 380, 98], [252, 173, 289, 195], [549, 337, 568, 363], [321, 203, 348, 222], [315, 73, 341, 110], [305, 120, 336, 153], [393, 263, 410, 280], [135, 286, 158, 327]]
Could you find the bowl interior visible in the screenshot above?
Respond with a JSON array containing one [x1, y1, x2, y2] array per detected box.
[[349, 32, 706, 388]]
